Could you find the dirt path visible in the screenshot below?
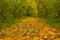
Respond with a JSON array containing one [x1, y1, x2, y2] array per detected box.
[[0, 17, 60, 40]]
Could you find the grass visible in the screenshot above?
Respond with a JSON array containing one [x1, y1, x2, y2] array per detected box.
[[0, 16, 34, 29], [38, 18, 60, 28]]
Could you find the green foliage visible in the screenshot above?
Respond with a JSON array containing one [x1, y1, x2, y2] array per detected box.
[[0, 0, 38, 29], [0, 0, 60, 29], [38, 0, 60, 27]]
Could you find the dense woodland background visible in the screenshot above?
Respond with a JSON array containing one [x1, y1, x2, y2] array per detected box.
[[0, 0, 60, 29]]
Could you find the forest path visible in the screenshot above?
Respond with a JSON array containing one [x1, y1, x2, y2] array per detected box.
[[0, 17, 60, 40]]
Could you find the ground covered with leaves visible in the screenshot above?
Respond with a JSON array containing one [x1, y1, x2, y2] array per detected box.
[[0, 18, 60, 40]]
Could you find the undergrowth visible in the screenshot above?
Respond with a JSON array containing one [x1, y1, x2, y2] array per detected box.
[[0, 0, 60, 29]]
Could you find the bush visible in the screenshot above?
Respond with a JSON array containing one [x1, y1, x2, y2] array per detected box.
[[0, 0, 38, 29], [0, 0, 60, 28], [38, 0, 60, 27]]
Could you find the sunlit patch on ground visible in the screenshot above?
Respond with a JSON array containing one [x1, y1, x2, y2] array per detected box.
[[0, 18, 60, 40]]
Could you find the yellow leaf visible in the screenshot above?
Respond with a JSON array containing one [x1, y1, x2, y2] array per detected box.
[[33, 36, 39, 40]]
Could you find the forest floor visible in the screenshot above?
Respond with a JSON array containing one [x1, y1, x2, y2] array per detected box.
[[0, 17, 60, 40]]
